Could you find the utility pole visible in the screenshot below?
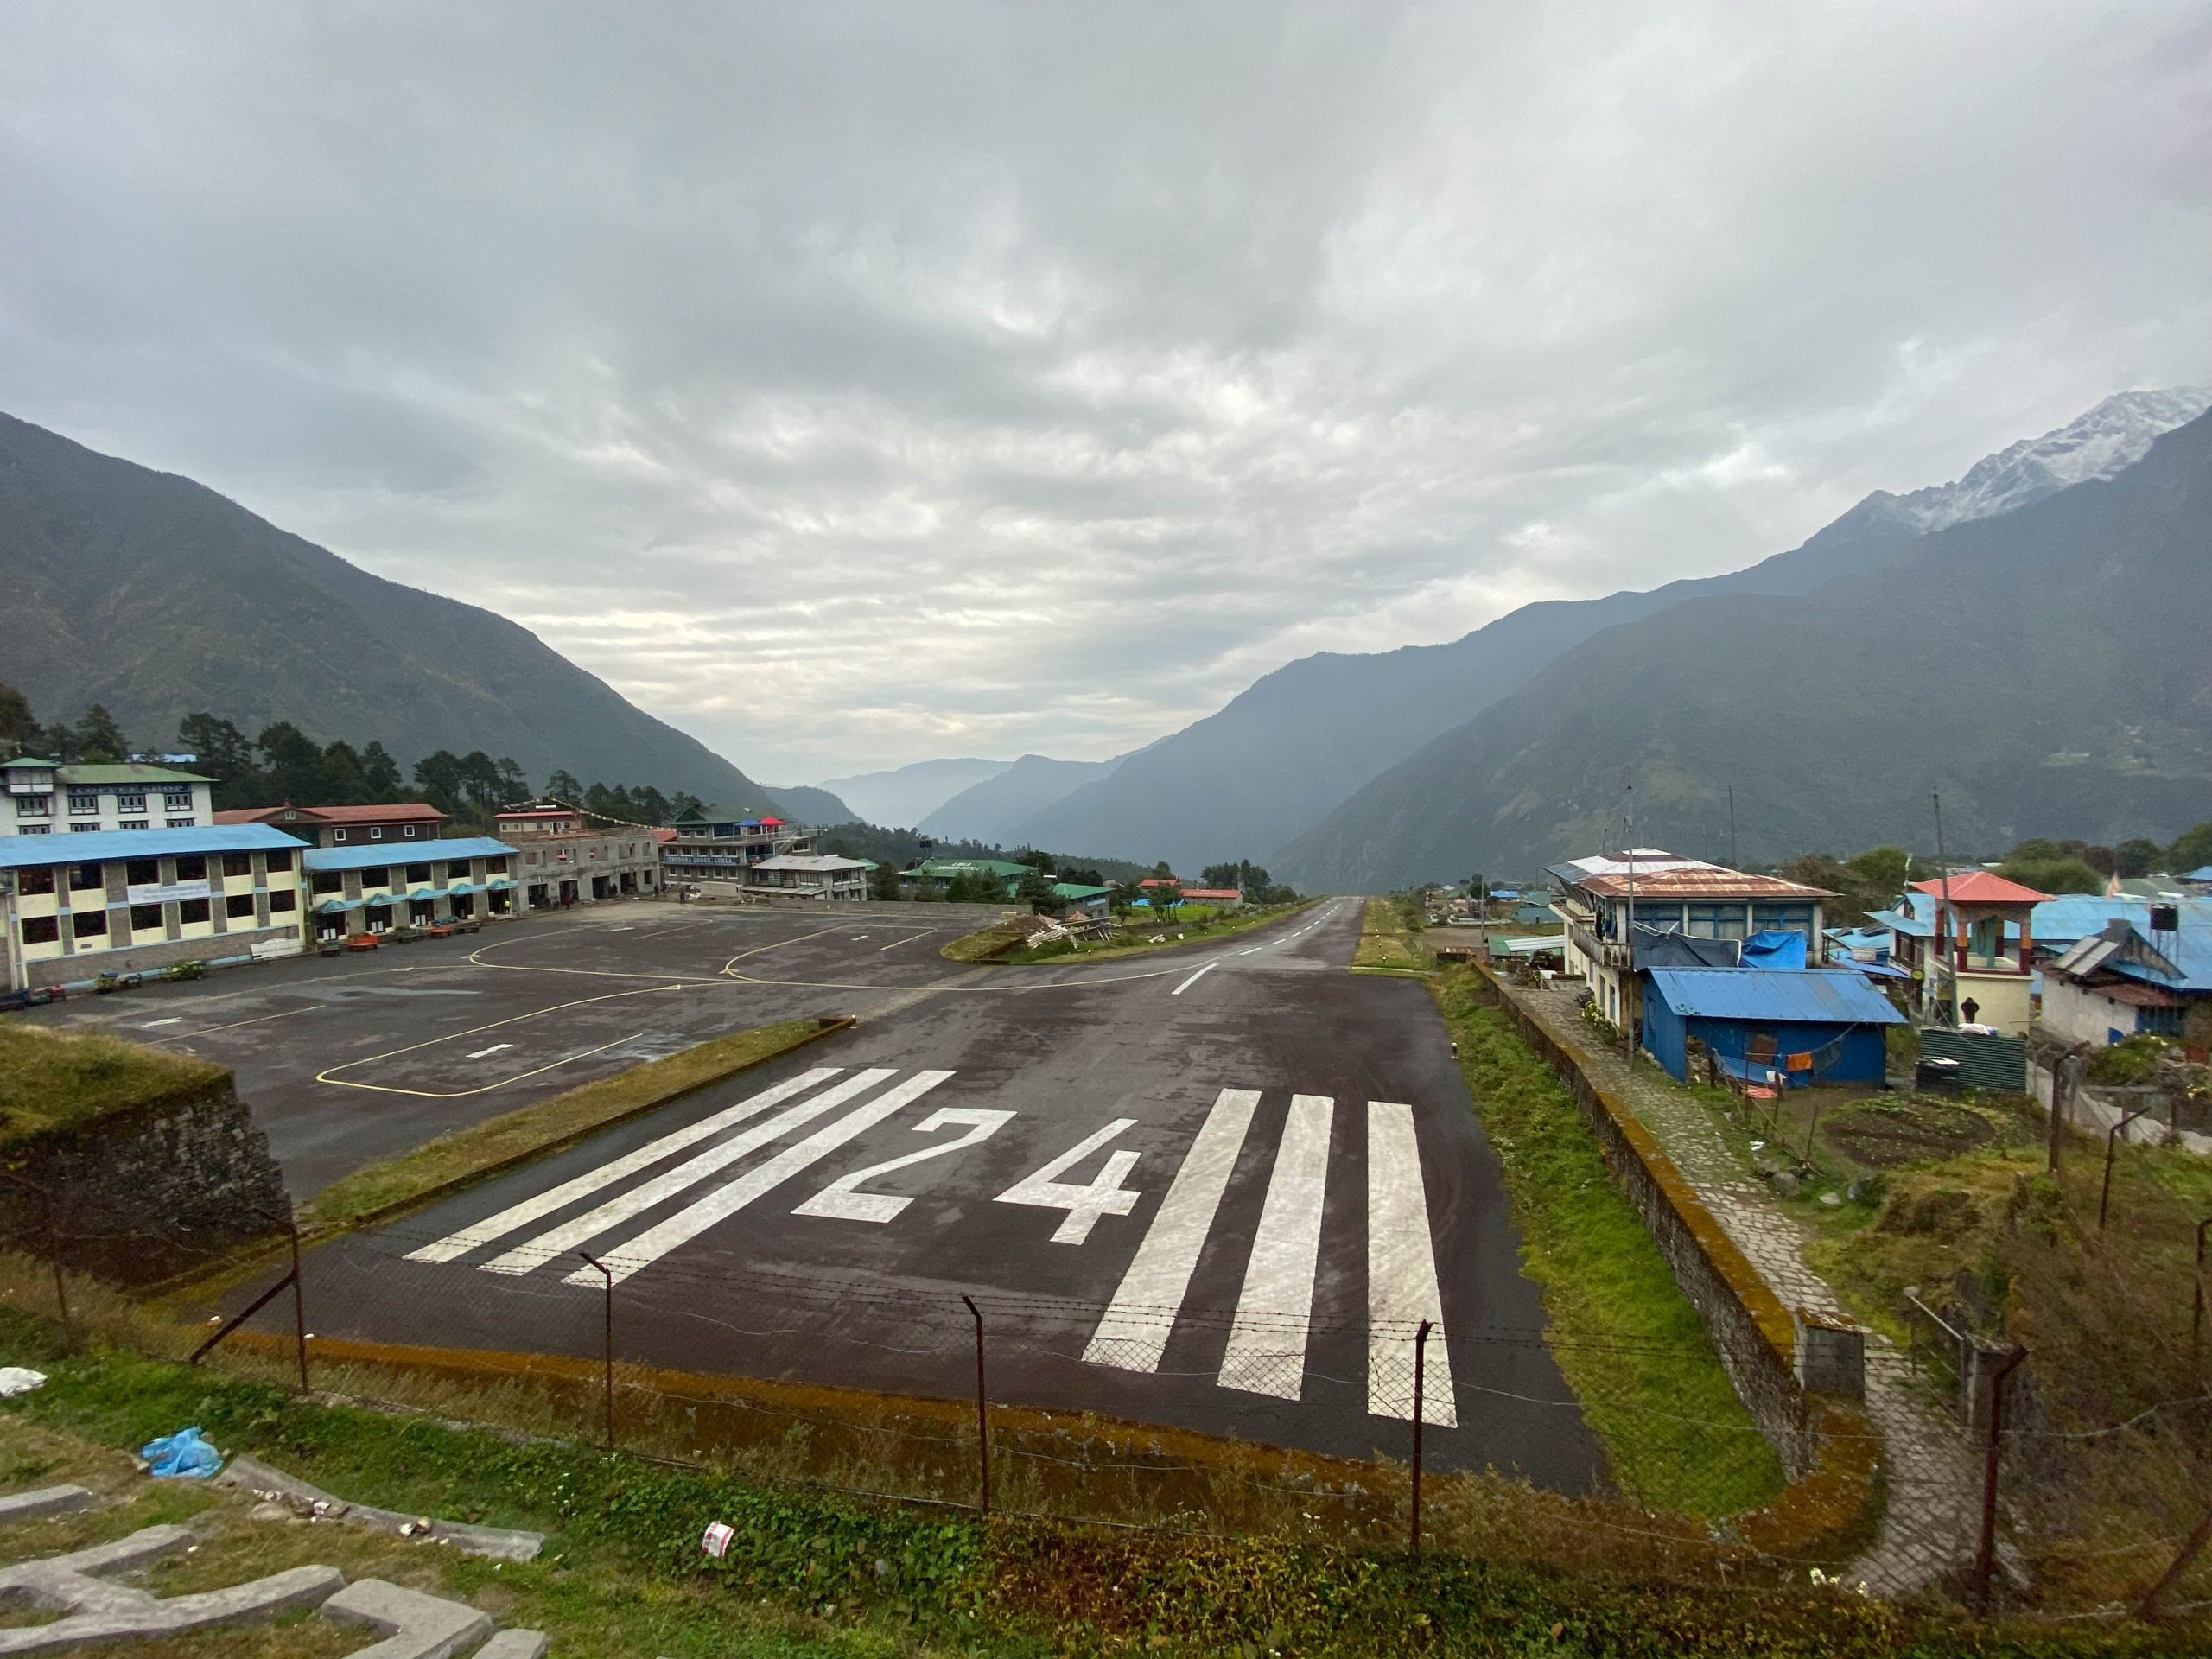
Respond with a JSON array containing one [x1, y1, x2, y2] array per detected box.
[[1932, 791, 1960, 1027], [1622, 789, 1637, 1058], [1726, 784, 1738, 871]]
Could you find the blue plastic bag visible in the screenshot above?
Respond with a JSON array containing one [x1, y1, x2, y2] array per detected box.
[[140, 1427, 222, 1478]]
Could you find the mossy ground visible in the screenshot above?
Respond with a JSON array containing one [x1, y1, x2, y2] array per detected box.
[[0, 1023, 227, 1144]]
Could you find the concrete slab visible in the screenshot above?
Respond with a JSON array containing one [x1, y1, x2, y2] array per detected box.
[[0, 1488, 94, 1525], [219, 1453, 544, 1560], [474, 1632, 550, 1658], [0, 1520, 341, 1654], [321, 1577, 493, 1659]]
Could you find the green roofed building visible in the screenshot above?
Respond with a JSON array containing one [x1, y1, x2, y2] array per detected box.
[[905, 857, 1033, 899], [3, 758, 215, 837]]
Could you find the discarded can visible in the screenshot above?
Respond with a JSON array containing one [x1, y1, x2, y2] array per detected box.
[[701, 1522, 735, 1559]]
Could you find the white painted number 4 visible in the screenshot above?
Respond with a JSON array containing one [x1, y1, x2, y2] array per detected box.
[[995, 1118, 1143, 1244]]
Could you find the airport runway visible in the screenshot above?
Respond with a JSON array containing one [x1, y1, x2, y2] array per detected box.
[[34, 897, 1602, 1484]]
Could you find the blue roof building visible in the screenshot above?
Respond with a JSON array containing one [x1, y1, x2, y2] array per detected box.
[[2, 824, 311, 993], [301, 837, 519, 936], [1639, 966, 1905, 1089]]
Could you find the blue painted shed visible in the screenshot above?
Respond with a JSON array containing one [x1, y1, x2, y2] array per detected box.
[[1640, 967, 1904, 1088]]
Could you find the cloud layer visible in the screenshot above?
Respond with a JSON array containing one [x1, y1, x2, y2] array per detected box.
[[3, 3, 2207, 782]]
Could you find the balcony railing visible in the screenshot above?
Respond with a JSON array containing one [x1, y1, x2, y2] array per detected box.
[[1567, 920, 1631, 970]]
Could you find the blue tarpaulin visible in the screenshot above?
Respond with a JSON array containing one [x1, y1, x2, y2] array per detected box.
[[1739, 929, 1808, 969]]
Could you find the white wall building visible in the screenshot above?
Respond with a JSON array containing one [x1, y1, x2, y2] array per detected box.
[[3, 759, 216, 836]]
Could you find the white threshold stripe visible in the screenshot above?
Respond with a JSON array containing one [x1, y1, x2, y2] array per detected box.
[[1217, 1094, 1332, 1399], [405, 1066, 845, 1264], [1366, 1101, 1458, 1426], [1083, 1088, 1259, 1371], [1170, 962, 1217, 995], [571, 1070, 957, 1286], [478, 1069, 895, 1274]]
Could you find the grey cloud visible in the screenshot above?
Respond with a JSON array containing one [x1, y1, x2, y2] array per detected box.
[[2, 3, 2208, 782]]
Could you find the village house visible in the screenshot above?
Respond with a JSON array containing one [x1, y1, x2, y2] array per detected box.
[[2, 757, 214, 836], [2039, 906, 2211, 1047], [494, 800, 664, 907], [1872, 872, 2048, 1036], [213, 800, 448, 847], [662, 804, 808, 886], [743, 853, 873, 902], [1546, 849, 1834, 1039], [1, 824, 307, 991]]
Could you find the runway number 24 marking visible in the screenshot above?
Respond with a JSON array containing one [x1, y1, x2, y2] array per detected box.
[[791, 1108, 1014, 1224], [995, 1118, 1143, 1244]]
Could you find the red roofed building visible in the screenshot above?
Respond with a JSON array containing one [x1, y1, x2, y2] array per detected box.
[[1178, 887, 1243, 909], [1904, 872, 2051, 1034], [213, 801, 447, 849]]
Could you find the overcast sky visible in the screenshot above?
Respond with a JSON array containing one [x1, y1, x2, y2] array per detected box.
[[3, 4, 2208, 783]]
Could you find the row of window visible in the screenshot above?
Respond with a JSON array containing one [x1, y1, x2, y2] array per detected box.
[[17, 889, 298, 946], [12, 850, 296, 895], [16, 789, 200, 817], [330, 823, 423, 842], [307, 857, 510, 895]]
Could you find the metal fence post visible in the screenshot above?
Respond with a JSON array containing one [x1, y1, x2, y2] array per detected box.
[[1410, 1319, 1431, 1557], [1972, 1345, 2027, 1616], [287, 1216, 308, 1394], [961, 1295, 990, 1514], [2137, 1499, 2212, 1624], [2193, 1216, 2209, 1376], [578, 1252, 614, 1448], [2098, 1104, 2152, 1230]]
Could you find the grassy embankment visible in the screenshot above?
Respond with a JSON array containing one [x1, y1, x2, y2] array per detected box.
[[0, 1319, 2186, 1656], [0, 1023, 226, 1143], [1599, 1021, 2212, 1611], [941, 899, 1315, 965], [300, 1016, 847, 1233], [1429, 969, 1787, 1515], [1351, 893, 1431, 975]]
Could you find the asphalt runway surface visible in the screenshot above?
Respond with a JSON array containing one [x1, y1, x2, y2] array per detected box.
[[34, 898, 1602, 1484]]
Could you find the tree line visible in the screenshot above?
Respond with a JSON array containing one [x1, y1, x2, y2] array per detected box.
[[0, 683, 709, 831]]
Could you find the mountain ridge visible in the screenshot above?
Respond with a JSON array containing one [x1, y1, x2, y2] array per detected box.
[[0, 411, 782, 809], [1275, 406, 2212, 887], [1007, 389, 2212, 874]]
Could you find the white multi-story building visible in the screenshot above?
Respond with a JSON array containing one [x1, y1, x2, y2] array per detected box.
[[2, 758, 215, 836]]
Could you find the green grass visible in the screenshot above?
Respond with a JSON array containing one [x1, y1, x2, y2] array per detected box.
[[0, 1322, 2178, 1656], [1430, 971, 1787, 1516], [301, 1017, 843, 1232], [941, 901, 1315, 966], [0, 1023, 227, 1144], [1351, 895, 1431, 974], [1004, 899, 1313, 963]]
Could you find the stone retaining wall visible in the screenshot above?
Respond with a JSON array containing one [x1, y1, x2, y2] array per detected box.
[[0, 1074, 289, 1284], [1467, 963, 1815, 1476]]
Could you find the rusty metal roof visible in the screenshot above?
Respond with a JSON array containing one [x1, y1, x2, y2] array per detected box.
[[1574, 867, 1834, 900]]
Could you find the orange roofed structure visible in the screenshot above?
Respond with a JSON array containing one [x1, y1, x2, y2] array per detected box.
[[1904, 871, 2050, 1035]]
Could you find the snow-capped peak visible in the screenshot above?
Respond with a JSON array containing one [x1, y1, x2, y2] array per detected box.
[[1891, 386, 2212, 533]]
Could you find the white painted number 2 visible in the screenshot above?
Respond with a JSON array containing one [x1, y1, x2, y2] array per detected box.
[[791, 1108, 1014, 1224], [995, 1118, 1144, 1244]]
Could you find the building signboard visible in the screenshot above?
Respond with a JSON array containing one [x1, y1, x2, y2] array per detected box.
[[126, 880, 212, 905]]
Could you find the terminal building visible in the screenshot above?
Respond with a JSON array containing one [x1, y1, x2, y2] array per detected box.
[[0, 824, 308, 992], [302, 838, 518, 941]]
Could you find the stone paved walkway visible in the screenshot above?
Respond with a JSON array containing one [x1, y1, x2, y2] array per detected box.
[[1499, 979, 1980, 1597]]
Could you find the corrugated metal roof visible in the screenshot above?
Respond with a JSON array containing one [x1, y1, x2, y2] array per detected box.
[[36, 762, 213, 785], [752, 855, 868, 872], [303, 836, 516, 872], [1578, 867, 1834, 899], [1911, 871, 2050, 905], [1642, 966, 1905, 1025], [215, 801, 447, 825], [0, 823, 308, 868]]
